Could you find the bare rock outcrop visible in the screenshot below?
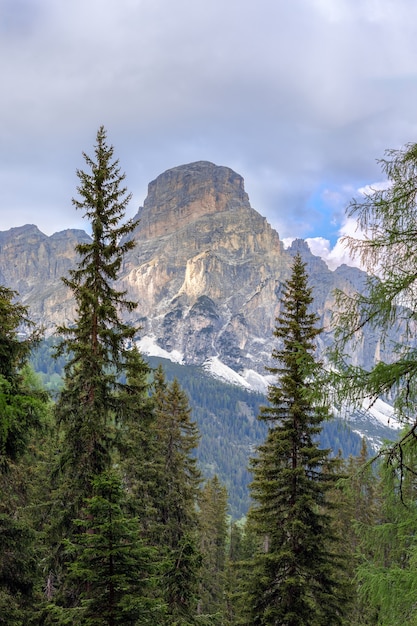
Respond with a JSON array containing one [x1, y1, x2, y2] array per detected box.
[[120, 161, 291, 370]]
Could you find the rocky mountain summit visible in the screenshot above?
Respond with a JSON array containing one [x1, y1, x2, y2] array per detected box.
[[0, 160, 388, 384], [123, 161, 291, 375]]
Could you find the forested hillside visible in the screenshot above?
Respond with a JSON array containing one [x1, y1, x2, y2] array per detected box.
[[30, 339, 364, 518]]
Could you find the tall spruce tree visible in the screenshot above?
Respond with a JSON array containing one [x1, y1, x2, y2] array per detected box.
[[54, 125, 138, 511], [247, 253, 349, 625], [47, 127, 144, 613]]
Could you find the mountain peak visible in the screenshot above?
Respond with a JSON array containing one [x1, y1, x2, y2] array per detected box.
[[132, 161, 250, 240], [0, 224, 45, 244]]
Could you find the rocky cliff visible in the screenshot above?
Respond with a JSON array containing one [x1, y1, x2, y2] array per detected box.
[[0, 225, 90, 328], [121, 161, 293, 374], [0, 161, 383, 381]]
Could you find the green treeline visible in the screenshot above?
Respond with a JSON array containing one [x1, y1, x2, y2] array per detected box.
[[3, 129, 417, 624]]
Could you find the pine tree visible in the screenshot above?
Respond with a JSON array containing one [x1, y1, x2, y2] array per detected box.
[[47, 127, 141, 611], [152, 366, 202, 624], [48, 470, 163, 625], [54, 126, 138, 504], [247, 253, 349, 625], [198, 475, 229, 622]]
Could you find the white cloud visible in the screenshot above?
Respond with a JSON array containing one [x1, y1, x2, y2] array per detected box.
[[281, 238, 295, 250], [306, 215, 368, 270], [310, 0, 401, 24], [1, 0, 417, 242], [358, 180, 392, 196], [305, 237, 332, 260]]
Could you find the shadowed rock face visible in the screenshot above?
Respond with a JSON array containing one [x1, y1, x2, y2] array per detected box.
[[0, 161, 382, 374], [132, 161, 250, 240], [0, 225, 91, 329]]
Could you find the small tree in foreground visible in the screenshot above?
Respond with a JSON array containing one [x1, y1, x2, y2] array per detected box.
[[247, 253, 350, 625], [51, 471, 162, 626]]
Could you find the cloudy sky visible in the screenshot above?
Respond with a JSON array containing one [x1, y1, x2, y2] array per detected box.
[[1, 0, 417, 267]]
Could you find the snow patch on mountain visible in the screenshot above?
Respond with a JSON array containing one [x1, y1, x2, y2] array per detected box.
[[136, 335, 184, 364], [338, 397, 403, 452], [203, 357, 276, 394], [362, 398, 401, 431], [136, 336, 402, 452], [203, 357, 253, 389], [241, 369, 274, 394]]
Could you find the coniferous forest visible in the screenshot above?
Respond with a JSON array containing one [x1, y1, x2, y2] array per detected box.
[[29, 344, 364, 520], [3, 128, 417, 624]]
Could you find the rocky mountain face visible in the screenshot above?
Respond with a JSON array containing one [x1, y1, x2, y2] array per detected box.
[[0, 160, 388, 381], [122, 161, 292, 375], [0, 225, 90, 328]]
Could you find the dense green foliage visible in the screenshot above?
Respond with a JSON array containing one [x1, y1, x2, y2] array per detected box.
[[149, 367, 203, 624], [353, 439, 417, 625], [0, 286, 46, 471], [198, 475, 229, 621], [0, 286, 50, 623], [54, 471, 161, 625], [140, 356, 363, 518]]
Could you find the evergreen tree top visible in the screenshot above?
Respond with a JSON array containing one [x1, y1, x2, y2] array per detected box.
[[56, 126, 139, 371]]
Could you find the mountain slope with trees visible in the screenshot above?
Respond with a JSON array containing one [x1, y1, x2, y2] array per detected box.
[[29, 340, 364, 519]]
